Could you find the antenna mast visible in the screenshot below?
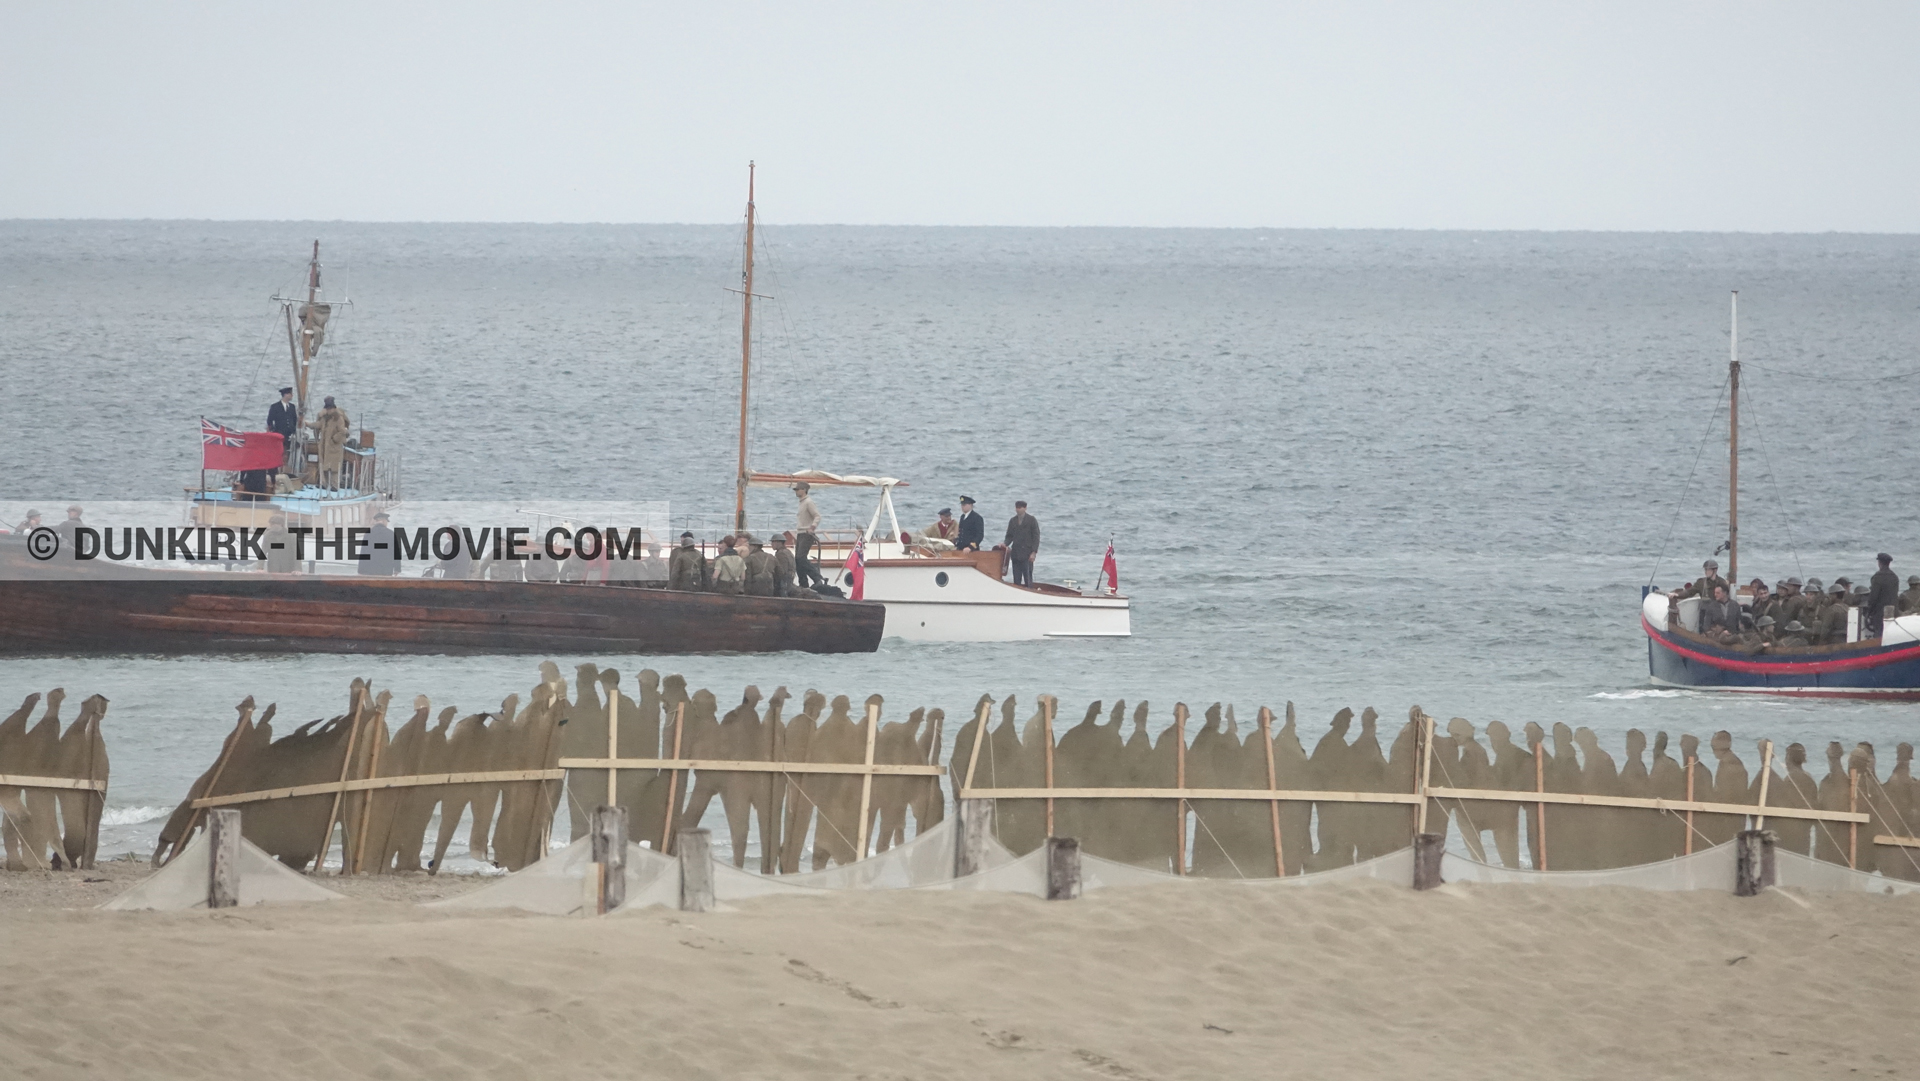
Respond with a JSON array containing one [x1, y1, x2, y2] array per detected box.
[[1728, 290, 1740, 586], [735, 163, 756, 532]]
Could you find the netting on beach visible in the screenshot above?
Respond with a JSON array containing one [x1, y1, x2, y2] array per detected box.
[[135, 665, 1920, 901], [1441, 844, 1737, 890], [100, 830, 342, 910], [1774, 849, 1920, 894], [426, 837, 674, 916]]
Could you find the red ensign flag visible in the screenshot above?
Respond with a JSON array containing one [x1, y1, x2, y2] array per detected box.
[[1101, 540, 1119, 594], [200, 419, 284, 471], [847, 539, 867, 601]]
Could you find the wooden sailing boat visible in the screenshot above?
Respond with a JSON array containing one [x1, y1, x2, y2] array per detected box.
[[0, 236, 884, 656], [190, 241, 398, 529], [1641, 292, 1920, 697]]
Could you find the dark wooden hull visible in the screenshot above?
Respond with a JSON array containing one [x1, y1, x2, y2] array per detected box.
[[0, 548, 883, 656]]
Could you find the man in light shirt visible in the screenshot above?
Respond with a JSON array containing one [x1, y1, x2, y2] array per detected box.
[[793, 482, 824, 590]]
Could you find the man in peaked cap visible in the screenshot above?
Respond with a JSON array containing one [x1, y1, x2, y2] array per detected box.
[[954, 496, 985, 551], [926, 507, 958, 543], [1868, 553, 1900, 636], [266, 386, 299, 479]]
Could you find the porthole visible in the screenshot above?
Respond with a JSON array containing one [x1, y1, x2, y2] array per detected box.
[[935, 572, 950, 587]]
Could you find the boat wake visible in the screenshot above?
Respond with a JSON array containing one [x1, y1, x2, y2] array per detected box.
[[1589, 689, 1688, 701]]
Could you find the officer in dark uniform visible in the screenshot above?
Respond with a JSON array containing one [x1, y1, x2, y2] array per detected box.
[[954, 496, 985, 551], [266, 387, 299, 479], [1867, 553, 1900, 636]]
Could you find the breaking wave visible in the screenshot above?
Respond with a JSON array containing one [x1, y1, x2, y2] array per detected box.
[[98, 805, 168, 826]]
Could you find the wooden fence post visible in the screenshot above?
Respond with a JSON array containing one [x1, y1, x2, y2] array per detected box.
[[591, 804, 628, 914], [313, 685, 368, 874], [678, 827, 714, 912], [1683, 754, 1696, 856], [1534, 741, 1548, 870], [1258, 707, 1283, 876], [1412, 832, 1444, 891], [1042, 696, 1057, 839], [1849, 769, 1860, 870], [855, 698, 881, 862], [661, 702, 686, 853], [1415, 710, 1435, 837], [1173, 703, 1188, 877], [1045, 836, 1081, 901], [207, 808, 242, 909], [1735, 829, 1775, 897], [606, 678, 620, 807], [955, 798, 991, 878]]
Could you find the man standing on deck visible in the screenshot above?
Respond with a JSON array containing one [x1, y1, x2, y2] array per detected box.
[[955, 496, 984, 551], [793, 482, 824, 590], [1675, 559, 1728, 603], [770, 533, 798, 596], [264, 513, 299, 574], [711, 538, 747, 595], [1005, 500, 1040, 587], [54, 505, 85, 549], [266, 387, 299, 480], [359, 511, 400, 576], [668, 532, 706, 591], [309, 396, 351, 491], [742, 534, 776, 596], [1868, 554, 1900, 636]]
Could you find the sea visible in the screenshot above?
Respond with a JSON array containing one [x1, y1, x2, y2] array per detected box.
[[4, 221, 1919, 859]]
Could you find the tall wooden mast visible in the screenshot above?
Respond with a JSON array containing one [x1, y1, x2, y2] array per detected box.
[[1728, 290, 1740, 585], [290, 240, 321, 422], [735, 164, 757, 531]]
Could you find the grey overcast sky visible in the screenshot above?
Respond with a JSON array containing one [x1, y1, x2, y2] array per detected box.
[[2, 2, 1915, 230]]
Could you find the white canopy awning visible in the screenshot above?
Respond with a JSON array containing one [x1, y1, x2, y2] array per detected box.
[[747, 470, 907, 489]]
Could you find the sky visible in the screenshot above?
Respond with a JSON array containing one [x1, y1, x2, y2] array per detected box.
[[2, 2, 1916, 230]]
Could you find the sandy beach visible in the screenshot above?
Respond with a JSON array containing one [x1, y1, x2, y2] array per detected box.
[[2, 870, 1915, 1080]]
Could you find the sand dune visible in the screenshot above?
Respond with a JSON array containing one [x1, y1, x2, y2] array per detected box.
[[2, 870, 1917, 1079]]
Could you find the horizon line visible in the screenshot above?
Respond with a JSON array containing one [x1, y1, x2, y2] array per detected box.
[[3, 217, 1918, 237]]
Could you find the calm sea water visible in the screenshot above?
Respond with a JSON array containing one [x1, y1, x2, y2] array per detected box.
[[4, 221, 1919, 855]]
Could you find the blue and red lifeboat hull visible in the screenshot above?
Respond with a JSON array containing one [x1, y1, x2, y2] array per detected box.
[[1644, 616, 1920, 699]]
